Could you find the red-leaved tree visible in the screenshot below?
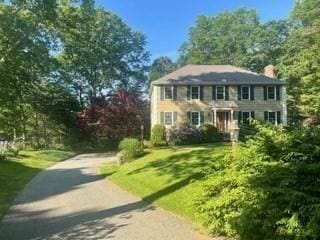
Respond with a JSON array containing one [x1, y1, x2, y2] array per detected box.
[[76, 90, 145, 144]]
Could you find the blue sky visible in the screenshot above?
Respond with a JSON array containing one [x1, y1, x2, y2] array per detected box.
[[96, 0, 294, 62]]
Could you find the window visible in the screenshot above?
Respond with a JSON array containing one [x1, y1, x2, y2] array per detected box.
[[216, 86, 225, 100], [242, 112, 250, 124], [268, 112, 276, 124], [164, 86, 173, 99], [191, 112, 200, 125], [267, 86, 275, 100], [241, 86, 250, 100], [191, 86, 199, 99], [164, 112, 173, 125]]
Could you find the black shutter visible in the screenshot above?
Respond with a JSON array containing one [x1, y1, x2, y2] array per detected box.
[[251, 111, 255, 119], [238, 86, 242, 100], [160, 86, 164, 100], [200, 111, 204, 124], [238, 111, 242, 124], [250, 85, 254, 100], [264, 111, 268, 121], [212, 86, 216, 100], [173, 112, 177, 125], [225, 86, 229, 100], [264, 86, 268, 100], [187, 111, 191, 124], [160, 112, 165, 124], [173, 86, 177, 100], [277, 111, 281, 125], [212, 111, 215, 125], [187, 86, 191, 100], [276, 86, 281, 100], [200, 86, 204, 100]]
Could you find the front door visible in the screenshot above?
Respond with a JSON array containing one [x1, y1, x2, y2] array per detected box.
[[216, 111, 229, 133]]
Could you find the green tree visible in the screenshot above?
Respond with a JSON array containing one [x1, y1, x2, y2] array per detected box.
[[180, 8, 289, 73], [57, 0, 149, 103], [149, 57, 177, 83], [278, 0, 320, 125]]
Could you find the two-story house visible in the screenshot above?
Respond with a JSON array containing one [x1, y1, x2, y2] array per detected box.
[[150, 64, 287, 137]]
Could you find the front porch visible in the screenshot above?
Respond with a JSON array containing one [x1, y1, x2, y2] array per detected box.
[[212, 107, 239, 141]]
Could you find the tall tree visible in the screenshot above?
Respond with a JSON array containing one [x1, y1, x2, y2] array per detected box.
[[57, 0, 149, 104], [179, 8, 289, 73], [149, 57, 177, 83], [278, 0, 320, 125]]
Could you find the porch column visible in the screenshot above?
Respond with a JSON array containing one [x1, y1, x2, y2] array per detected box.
[[213, 109, 217, 127], [230, 109, 234, 128]]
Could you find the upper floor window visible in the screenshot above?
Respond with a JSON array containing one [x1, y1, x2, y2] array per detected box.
[[191, 86, 200, 99], [164, 86, 173, 99], [216, 86, 225, 100], [164, 112, 173, 125], [267, 86, 276, 100], [241, 86, 250, 100]]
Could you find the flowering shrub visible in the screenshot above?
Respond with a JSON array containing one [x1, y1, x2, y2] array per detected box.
[[166, 124, 201, 145]]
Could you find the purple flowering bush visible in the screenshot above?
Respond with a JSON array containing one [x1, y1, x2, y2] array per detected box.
[[166, 123, 201, 145]]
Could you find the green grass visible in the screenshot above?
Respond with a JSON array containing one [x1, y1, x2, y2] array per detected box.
[[100, 143, 231, 227], [0, 150, 75, 219]]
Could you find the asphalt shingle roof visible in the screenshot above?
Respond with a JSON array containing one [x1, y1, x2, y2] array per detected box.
[[151, 64, 285, 85]]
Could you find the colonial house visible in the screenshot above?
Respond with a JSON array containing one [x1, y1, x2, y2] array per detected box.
[[150, 64, 287, 138]]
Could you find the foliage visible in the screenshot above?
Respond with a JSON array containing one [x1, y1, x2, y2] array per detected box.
[[195, 123, 320, 239], [0, 148, 7, 161], [239, 123, 258, 142], [119, 138, 143, 160], [76, 90, 145, 147], [278, 0, 320, 125], [151, 124, 167, 146], [199, 124, 221, 143], [7, 146, 19, 157], [57, 0, 149, 101], [179, 8, 288, 73], [166, 123, 201, 146], [149, 57, 177, 84]]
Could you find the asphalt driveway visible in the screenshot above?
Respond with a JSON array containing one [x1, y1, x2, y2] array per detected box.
[[0, 153, 213, 240]]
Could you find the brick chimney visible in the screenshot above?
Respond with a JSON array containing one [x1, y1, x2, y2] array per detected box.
[[264, 65, 276, 78]]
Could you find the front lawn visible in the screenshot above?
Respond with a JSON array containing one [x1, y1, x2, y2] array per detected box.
[[0, 150, 75, 219], [100, 143, 231, 228]]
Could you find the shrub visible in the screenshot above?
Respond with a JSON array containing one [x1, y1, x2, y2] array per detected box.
[[0, 148, 8, 160], [151, 124, 166, 146], [119, 138, 143, 160], [7, 146, 19, 156], [199, 124, 221, 143], [195, 123, 320, 239], [166, 124, 201, 145]]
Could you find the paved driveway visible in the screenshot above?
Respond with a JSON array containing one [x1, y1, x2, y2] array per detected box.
[[0, 153, 213, 240]]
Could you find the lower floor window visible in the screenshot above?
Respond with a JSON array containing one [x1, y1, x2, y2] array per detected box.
[[268, 112, 276, 124], [165, 112, 173, 125], [191, 112, 200, 125], [242, 112, 250, 124]]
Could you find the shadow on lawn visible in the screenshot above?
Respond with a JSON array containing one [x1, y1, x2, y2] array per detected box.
[[129, 146, 228, 181]]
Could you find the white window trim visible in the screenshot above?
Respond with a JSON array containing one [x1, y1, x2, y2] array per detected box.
[[191, 111, 201, 126], [267, 86, 276, 100], [267, 111, 278, 125], [164, 86, 174, 100], [191, 86, 200, 100], [216, 86, 225, 100], [164, 112, 174, 126], [241, 85, 250, 100]]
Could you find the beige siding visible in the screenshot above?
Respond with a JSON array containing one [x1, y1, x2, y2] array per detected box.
[[151, 85, 287, 128]]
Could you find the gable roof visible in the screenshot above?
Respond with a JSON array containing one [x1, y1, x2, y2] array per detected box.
[[151, 64, 285, 86]]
